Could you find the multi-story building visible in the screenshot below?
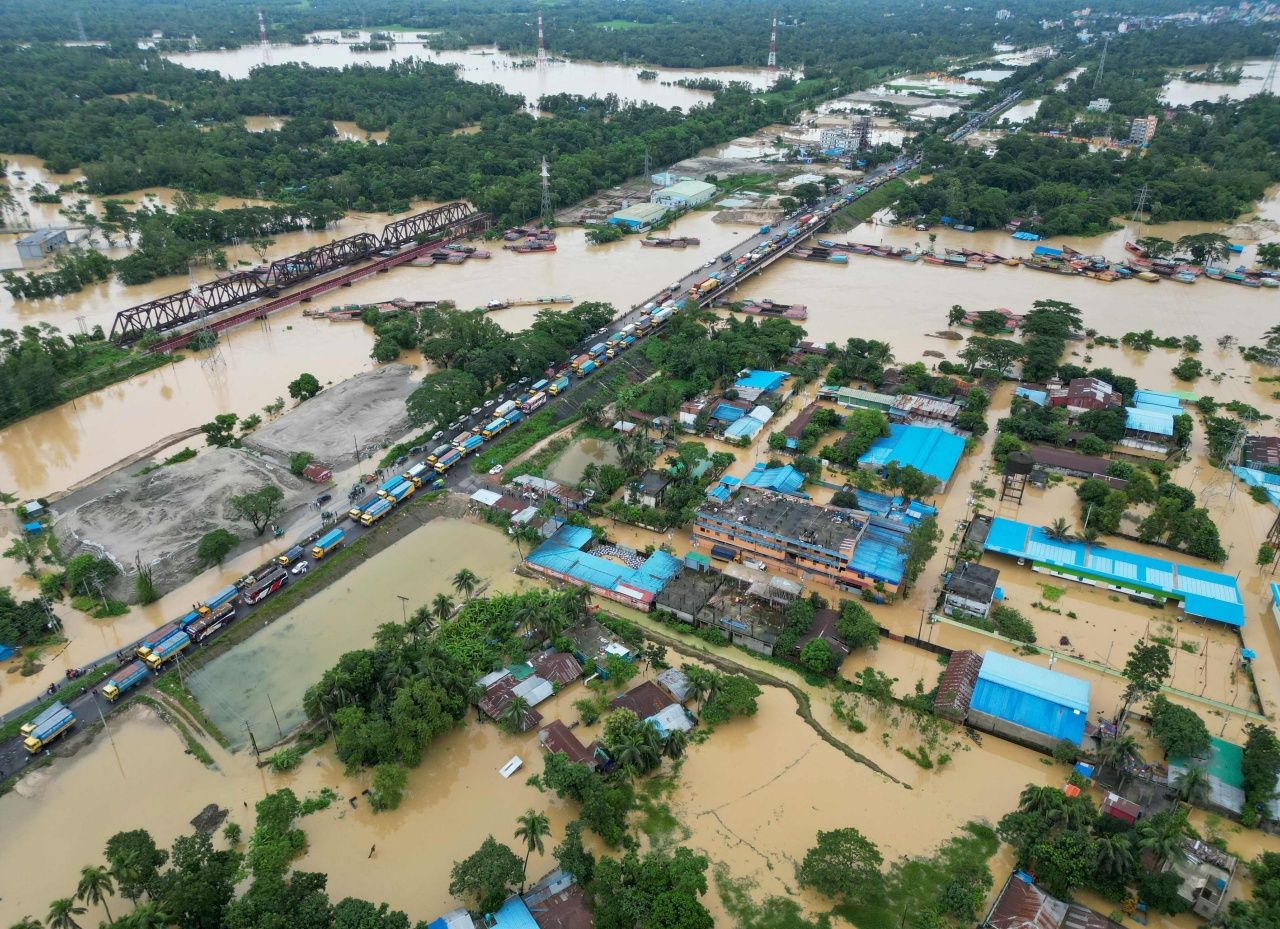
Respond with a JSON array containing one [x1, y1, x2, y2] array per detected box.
[[1045, 376, 1121, 413], [1130, 115, 1158, 146]]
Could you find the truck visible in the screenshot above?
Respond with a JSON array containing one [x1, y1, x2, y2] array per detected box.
[[530, 379, 549, 393], [570, 354, 592, 372], [376, 475, 405, 498], [240, 568, 288, 606], [387, 480, 415, 504], [198, 584, 239, 615], [434, 449, 462, 473], [606, 332, 625, 348], [548, 375, 570, 396], [651, 307, 674, 327], [503, 409, 523, 427], [697, 279, 718, 294], [458, 434, 484, 456], [144, 630, 190, 671], [24, 704, 75, 753], [361, 497, 393, 526], [103, 662, 149, 702], [577, 359, 597, 378], [452, 430, 476, 449], [276, 545, 305, 566], [621, 335, 636, 350], [481, 417, 508, 439], [185, 601, 235, 643], [520, 391, 546, 413], [427, 443, 452, 464], [311, 528, 345, 559], [403, 463, 429, 487], [634, 316, 651, 334], [136, 622, 179, 658], [21, 701, 69, 737], [589, 342, 606, 359], [495, 400, 517, 418], [348, 496, 378, 520], [759, 224, 771, 234], [709, 544, 739, 562]]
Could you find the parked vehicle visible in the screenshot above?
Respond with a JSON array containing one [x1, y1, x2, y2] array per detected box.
[[102, 662, 149, 702], [311, 528, 345, 559], [24, 704, 75, 753], [275, 545, 305, 566]]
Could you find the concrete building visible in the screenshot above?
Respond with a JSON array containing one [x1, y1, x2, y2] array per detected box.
[[628, 470, 672, 508], [968, 651, 1091, 751], [650, 179, 717, 208], [1087, 97, 1112, 112], [608, 202, 668, 231], [943, 561, 1000, 619], [16, 228, 70, 261], [1165, 838, 1236, 919], [819, 116, 871, 154], [1046, 376, 1120, 412], [1130, 115, 1158, 145], [693, 487, 911, 595]]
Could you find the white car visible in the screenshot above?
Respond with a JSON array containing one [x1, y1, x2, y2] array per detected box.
[[488, 464, 504, 475], [431, 430, 444, 440], [291, 561, 310, 576], [702, 259, 714, 268], [470, 406, 482, 415], [483, 399, 495, 408]]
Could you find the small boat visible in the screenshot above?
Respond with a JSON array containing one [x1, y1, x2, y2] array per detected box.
[[1124, 241, 1147, 257], [1261, 278, 1279, 289], [965, 260, 987, 270], [1136, 271, 1160, 282], [1173, 271, 1197, 284], [499, 756, 523, 778], [954, 224, 976, 233]]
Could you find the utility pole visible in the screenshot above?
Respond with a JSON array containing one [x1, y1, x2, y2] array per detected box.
[[768, 10, 778, 71], [537, 10, 546, 63], [266, 692, 283, 738], [1265, 40, 1279, 96], [245, 720, 260, 758], [256, 6, 272, 65], [397, 594, 410, 623]]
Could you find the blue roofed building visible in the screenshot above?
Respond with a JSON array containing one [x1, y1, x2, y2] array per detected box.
[[525, 524, 681, 611], [724, 416, 766, 441], [1272, 582, 1280, 625], [488, 896, 539, 929], [858, 423, 965, 487], [742, 463, 808, 497], [969, 651, 1091, 750], [425, 910, 475, 929], [981, 516, 1245, 627], [1014, 386, 1048, 407], [1122, 405, 1179, 458], [1132, 389, 1183, 413], [734, 369, 788, 400]]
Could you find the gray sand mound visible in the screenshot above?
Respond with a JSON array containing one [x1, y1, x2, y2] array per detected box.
[[244, 364, 418, 469], [53, 447, 312, 597]]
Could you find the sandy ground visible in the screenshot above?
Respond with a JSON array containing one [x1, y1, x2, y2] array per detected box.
[[243, 364, 419, 469], [53, 447, 314, 596]]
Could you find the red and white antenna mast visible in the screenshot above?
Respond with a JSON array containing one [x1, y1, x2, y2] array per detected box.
[[768, 11, 778, 71], [257, 6, 272, 64], [537, 11, 546, 62]]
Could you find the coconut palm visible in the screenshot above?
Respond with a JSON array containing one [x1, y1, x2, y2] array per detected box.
[[431, 593, 455, 625], [1043, 517, 1073, 541], [1098, 732, 1141, 789], [663, 729, 689, 760], [124, 902, 171, 929], [10, 917, 43, 929], [1173, 765, 1211, 806], [46, 899, 85, 929], [406, 607, 436, 645], [514, 809, 552, 891], [1017, 784, 1066, 819], [452, 568, 481, 600], [537, 607, 568, 645], [1137, 810, 1189, 869], [467, 682, 488, 723], [561, 586, 592, 627], [76, 865, 116, 923], [500, 696, 531, 732], [1094, 833, 1135, 879], [612, 731, 661, 775]]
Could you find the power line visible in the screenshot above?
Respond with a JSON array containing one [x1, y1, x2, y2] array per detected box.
[[1092, 37, 1110, 93]]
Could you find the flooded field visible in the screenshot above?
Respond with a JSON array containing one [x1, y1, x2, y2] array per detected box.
[[543, 437, 621, 486], [1159, 58, 1276, 106], [166, 33, 779, 109], [188, 518, 524, 746]]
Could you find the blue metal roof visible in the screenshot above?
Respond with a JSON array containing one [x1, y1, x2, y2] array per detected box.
[[1271, 582, 1280, 611], [713, 402, 746, 422], [1015, 387, 1048, 407], [526, 527, 679, 599], [724, 417, 765, 440], [734, 369, 788, 392], [983, 517, 1245, 626], [858, 424, 965, 483], [490, 898, 538, 929], [742, 463, 807, 496], [972, 651, 1090, 745], [1132, 389, 1182, 411], [1124, 406, 1174, 436], [845, 521, 908, 584]]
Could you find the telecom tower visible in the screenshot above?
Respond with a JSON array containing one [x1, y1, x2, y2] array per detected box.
[[537, 11, 546, 63], [767, 11, 778, 71], [1265, 41, 1280, 96], [74, 11, 88, 43], [1092, 37, 1109, 93], [540, 157, 552, 223], [257, 7, 272, 65]]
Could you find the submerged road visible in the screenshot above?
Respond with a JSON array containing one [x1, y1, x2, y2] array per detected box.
[[0, 91, 1021, 780]]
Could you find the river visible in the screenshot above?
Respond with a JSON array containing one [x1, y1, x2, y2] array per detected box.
[[1159, 58, 1277, 107]]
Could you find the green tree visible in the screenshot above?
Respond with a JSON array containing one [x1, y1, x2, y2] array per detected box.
[[1147, 695, 1210, 759], [287, 372, 321, 402], [700, 673, 761, 727], [1258, 543, 1276, 568], [797, 827, 883, 900], [1044, 517, 1073, 541], [76, 865, 115, 923], [1176, 232, 1230, 266], [947, 304, 966, 327], [835, 600, 880, 650], [1136, 236, 1175, 259], [432, 593, 455, 624], [406, 369, 483, 428], [196, 528, 238, 566], [64, 553, 118, 598], [104, 829, 168, 902], [500, 695, 532, 733], [901, 516, 941, 593], [3, 531, 48, 578], [448, 836, 524, 913], [799, 637, 838, 674], [1257, 242, 1280, 270], [553, 821, 595, 884], [46, 899, 86, 929], [1119, 641, 1172, 718], [369, 762, 409, 811], [200, 413, 240, 448], [1172, 765, 1211, 805], [1137, 809, 1190, 869], [592, 847, 713, 929], [514, 809, 552, 891], [1241, 723, 1280, 820], [228, 485, 285, 537], [288, 451, 314, 475], [452, 568, 481, 600]]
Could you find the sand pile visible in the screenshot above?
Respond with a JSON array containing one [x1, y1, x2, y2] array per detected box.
[[243, 364, 418, 469], [53, 447, 312, 597]]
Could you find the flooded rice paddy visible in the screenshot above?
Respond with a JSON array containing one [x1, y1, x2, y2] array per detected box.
[[543, 438, 621, 486]]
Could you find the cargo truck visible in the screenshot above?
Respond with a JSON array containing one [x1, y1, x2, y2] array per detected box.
[[452, 431, 476, 449], [634, 316, 651, 334], [387, 480, 414, 504], [24, 704, 75, 753], [426, 443, 452, 464], [145, 630, 190, 670], [21, 701, 68, 737], [495, 400, 517, 417], [520, 391, 546, 413], [481, 417, 508, 439], [434, 449, 462, 473], [136, 622, 179, 658], [606, 332, 624, 348], [311, 528, 345, 559], [570, 354, 592, 373], [621, 335, 636, 349], [403, 463, 429, 487], [276, 545, 305, 566], [376, 475, 405, 498], [589, 342, 606, 358], [577, 359, 597, 377], [241, 568, 288, 606], [103, 662, 149, 702], [186, 601, 235, 643], [548, 375, 570, 395], [458, 434, 484, 455], [361, 498, 393, 526], [176, 609, 201, 630], [531, 378, 549, 393], [348, 496, 378, 520], [198, 585, 239, 615], [503, 409, 523, 427]]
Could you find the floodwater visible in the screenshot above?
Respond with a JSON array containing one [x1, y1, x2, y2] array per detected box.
[[188, 518, 524, 746], [961, 68, 1017, 83], [543, 438, 621, 486], [1159, 58, 1275, 107], [243, 115, 391, 143], [1000, 98, 1042, 124], [166, 32, 779, 109]]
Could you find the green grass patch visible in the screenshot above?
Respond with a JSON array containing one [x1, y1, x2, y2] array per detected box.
[[154, 673, 230, 747], [501, 436, 572, 484], [594, 18, 645, 29], [470, 409, 575, 472], [1039, 583, 1065, 602], [136, 695, 216, 767], [716, 865, 832, 929], [0, 665, 114, 741], [826, 178, 911, 232]]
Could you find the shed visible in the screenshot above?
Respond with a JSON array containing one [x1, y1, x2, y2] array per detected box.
[[969, 651, 1090, 749], [724, 416, 765, 440], [301, 462, 333, 483], [608, 202, 668, 230], [1124, 406, 1174, 437], [734, 370, 788, 393], [1100, 792, 1141, 825], [471, 488, 504, 508], [742, 463, 807, 496], [647, 704, 693, 736], [983, 871, 1119, 929], [538, 720, 598, 767], [650, 179, 717, 208], [656, 667, 693, 702], [529, 651, 583, 686], [611, 681, 673, 719], [859, 423, 965, 485], [17, 228, 70, 260]]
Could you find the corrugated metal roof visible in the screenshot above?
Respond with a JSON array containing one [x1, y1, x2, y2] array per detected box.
[[978, 651, 1090, 712], [1132, 389, 1183, 410], [973, 652, 1089, 745], [735, 370, 788, 391], [1125, 406, 1174, 436], [859, 423, 964, 483]]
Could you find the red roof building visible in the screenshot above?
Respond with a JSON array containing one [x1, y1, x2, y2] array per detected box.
[[610, 681, 673, 719], [538, 720, 598, 767], [1100, 792, 1141, 825], [1046, 377, 1121, 413], [530, 651, 584, 687]]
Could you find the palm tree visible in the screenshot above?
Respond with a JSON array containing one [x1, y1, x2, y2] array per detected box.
[[537, 608, 568, 645], [9, 917, 43, 929], [1017, 784, 1066, 819], [684, 668, 712, 708], [46, 899, 85, 929], [1098, 731, 1141, 790], [663, 729, 688, 760], [467, 682, 488, 723], [514, 601, 544, 638], [612, 731, 661, 775], [561, 586, 592, 627], [124, 902, 171, 929], [406, 607, 436, 645], [513, 809, 552, 891], [431, 593, 455, 625], [1173, 765, 1211, 806], [1044, 517, 1073, 541], [500, 696, 531, 732], [1094, 833, 1134, 879], [1137, 810, 1189, 869], [452, 568, 481, 600], [76, 865, 116, 923]]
